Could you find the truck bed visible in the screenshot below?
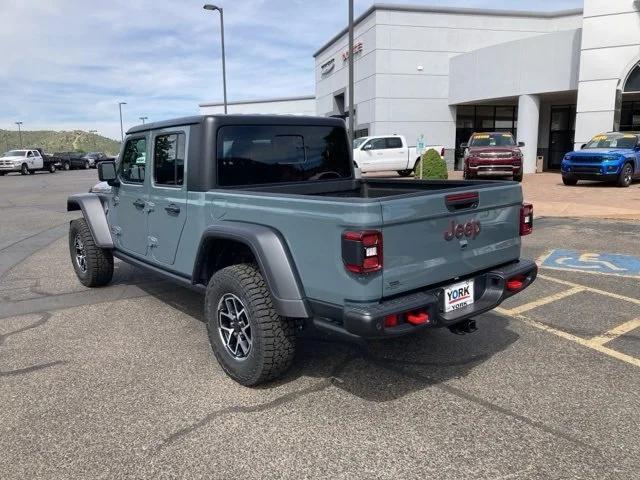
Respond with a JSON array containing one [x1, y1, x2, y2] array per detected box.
[[233, 178, 508, 200]]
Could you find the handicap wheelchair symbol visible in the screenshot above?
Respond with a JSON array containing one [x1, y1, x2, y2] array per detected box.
[[541, 249, 640, 277]]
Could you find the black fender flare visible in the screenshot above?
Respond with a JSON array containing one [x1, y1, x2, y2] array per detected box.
[[67, 193, 114, 248], [193, 222, 310, 318]]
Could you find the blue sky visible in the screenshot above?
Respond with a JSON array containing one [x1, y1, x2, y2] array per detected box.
[[0, 0, 582, 140]]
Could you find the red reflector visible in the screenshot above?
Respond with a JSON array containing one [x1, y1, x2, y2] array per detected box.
[[384, 314, 398, 328], [506, 275, 526, 291], [406, 311, 429, 325], [520, 203, 533, 236]]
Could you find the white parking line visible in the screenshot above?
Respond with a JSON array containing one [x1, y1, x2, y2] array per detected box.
[[538, 274, 640, 306]]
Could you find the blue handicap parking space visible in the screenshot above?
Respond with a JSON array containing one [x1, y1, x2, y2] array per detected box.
[[541, 249, 640, 277]]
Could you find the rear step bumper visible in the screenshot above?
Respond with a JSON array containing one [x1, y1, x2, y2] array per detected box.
[[312, 259, 537, 340]]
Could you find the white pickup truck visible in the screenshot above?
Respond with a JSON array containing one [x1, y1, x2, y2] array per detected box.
[[352, 135, 444, 176], [0, 149, 57, 175]]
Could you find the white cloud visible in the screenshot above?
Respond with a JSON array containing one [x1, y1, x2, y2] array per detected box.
[[0, 0, 582, 139]]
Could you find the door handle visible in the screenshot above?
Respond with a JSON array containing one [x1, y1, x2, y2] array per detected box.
[[133, 199, 146, 209], [164, 203, 181, 215]]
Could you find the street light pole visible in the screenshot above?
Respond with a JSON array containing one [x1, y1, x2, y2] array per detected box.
[[203, 4, 228, 114], [15, 121, 23, 148], [139, 116, 148, 124], [348, 0, 354, 140], [118, 102, 127, 142]]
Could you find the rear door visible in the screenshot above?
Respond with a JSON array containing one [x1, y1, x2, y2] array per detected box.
[[147, 127, 188, 266], [380, 184, 523, 297], [384, 136, 408, 170]]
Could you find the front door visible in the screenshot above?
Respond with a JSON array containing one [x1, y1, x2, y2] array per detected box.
[[111, 136, 149, 256], [360, 137, 387, 172], [147, 128, 188, 266]]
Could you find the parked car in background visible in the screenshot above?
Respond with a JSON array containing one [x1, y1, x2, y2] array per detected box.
[[461, 132, 524, 182], [352, 135, 445, 177], [55, 152, 91, 170], [0, 149, 58, 175], [83, 152, 110, 168], [561, 132, 640, 187]]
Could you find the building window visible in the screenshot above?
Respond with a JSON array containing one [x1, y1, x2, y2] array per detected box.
[[623, 64, 640, 93], [621, 101, 640, 131]]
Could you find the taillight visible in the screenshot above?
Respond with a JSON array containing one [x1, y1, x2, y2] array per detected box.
[[342, 230, 383, 274], [520, 203, 533, 236]]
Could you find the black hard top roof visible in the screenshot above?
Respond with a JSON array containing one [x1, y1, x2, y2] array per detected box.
[[126, 114, 345, 135]]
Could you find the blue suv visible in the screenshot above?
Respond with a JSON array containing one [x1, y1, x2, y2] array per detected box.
[[561, 132, 640, 187]]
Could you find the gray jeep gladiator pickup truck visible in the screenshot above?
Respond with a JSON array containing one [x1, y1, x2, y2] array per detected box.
[[67, 115, 537, 386]]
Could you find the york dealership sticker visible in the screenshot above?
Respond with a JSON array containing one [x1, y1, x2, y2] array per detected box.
[[540, 249, 640, 278]]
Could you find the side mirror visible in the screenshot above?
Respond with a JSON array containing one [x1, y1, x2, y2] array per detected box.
[[518, 142, 525, 147], [363, 143, 372, 151], [460, 143, 468, 149], [98, 161, 119, 187], [581, 144, 587, 150]]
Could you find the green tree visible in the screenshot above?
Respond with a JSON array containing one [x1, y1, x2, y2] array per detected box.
[[415, 148, 448, 180]]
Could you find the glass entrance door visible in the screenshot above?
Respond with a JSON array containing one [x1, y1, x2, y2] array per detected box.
[[548, 105, 576, 170]]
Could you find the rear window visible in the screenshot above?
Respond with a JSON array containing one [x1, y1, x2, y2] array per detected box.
[[217, 125, 352, 186]]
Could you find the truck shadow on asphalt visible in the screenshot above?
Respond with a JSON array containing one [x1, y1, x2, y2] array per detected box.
[[140, 282, 519, 403]]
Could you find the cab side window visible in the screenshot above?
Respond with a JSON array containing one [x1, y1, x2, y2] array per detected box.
[[119, 138, 147, 183], [365, 138, 387, 150], [386, 137, 403, 149], [27, 151, 33, 157], [154, 133, 185, 186]]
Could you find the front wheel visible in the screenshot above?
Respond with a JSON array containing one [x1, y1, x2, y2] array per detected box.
[[397, 169, 412, 177], [63, 161, 70, 171], [68, 218, 114, 287], [562, 176, 578, 186], [204, 264, 296, 386], [20, 163, 28, 175], [617, 163, 633, 188]]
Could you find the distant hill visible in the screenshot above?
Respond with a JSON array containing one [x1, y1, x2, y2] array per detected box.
[[0, 129, 121, 156]]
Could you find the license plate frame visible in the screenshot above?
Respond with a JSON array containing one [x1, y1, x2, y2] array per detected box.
[[443, 280, 475, 313]]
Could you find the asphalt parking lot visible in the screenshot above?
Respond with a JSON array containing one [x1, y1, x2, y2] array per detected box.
[[1, 170, 639, 479]]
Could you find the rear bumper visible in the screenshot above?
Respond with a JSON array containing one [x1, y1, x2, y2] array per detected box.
[[312, 259, 537, 340]]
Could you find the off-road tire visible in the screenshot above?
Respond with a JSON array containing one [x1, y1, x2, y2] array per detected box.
[[616, 163, 633, 188], [69, 218, 114, 287], [20, 163, 28, 175], [205, 263, 296, 386], [562, 176, 578, 186], [397, 169, 412, 177]]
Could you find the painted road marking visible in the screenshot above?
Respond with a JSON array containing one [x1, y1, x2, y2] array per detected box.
[[540, 249, 640, 278], [495, 307, 640, 369], [504, 286, 584, 315], [589, 317, 640, 347], [538, 274, 640, 306]]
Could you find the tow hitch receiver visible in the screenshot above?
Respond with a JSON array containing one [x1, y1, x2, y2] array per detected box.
[[448, 319, 477, 335]]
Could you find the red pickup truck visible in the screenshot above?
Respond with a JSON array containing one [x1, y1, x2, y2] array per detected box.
[[461, 132, 524, 182]]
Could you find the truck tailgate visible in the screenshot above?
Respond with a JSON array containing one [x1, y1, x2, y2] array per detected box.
[[381, 183, 523, 297]]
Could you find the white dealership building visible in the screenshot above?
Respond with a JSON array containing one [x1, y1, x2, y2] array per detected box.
[[201, 0, 640, 172]]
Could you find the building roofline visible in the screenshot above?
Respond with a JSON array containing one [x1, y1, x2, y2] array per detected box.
[[313, 3, 583, 58], [199, 95, 315, 108]]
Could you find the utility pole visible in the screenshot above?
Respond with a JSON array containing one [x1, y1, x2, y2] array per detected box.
[[118, 102, 127, 142], [348, 0, 354, 140], [203, 4, 228, 113], [15, 121, 23, 148]]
